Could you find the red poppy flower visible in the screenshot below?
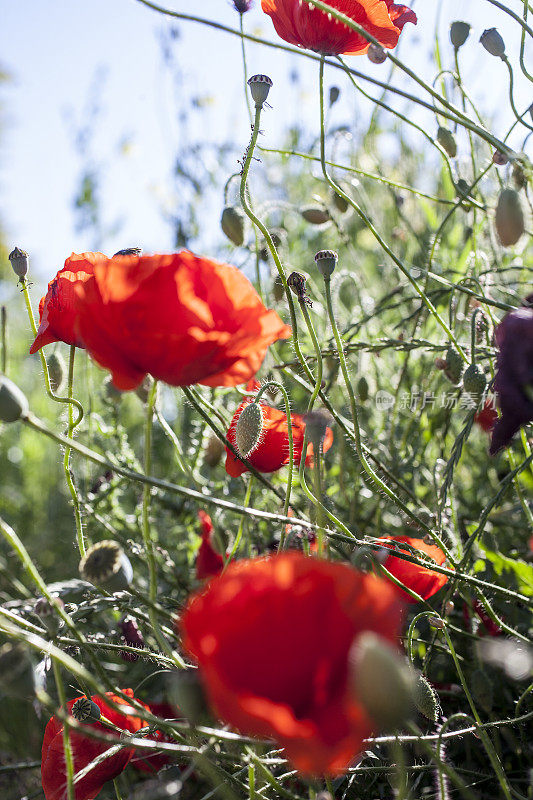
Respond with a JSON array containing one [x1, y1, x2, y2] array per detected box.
[[41, 689, 148, 800], [196, 510, 225, 580], [225, 381, 333, 477], [181, 552, 404, 776], [261, 0, 417, 56], [379, 535, 448, 603], [474, 398, 498, 433], [74, 251, 291, 391], [29, 252, 105, 355], [131, 702, 178, 774]]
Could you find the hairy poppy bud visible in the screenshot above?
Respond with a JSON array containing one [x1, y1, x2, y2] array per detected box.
[[480, 28, 506, 58], [492, 151, 509, 166], [235, 401, 263, 458], [357, 375, 369, 402], [413, 673, 439, 721], [46, 352, 66, 393], [450, 21, 470, 49], [0, 375, 29, 423], [221, 206, 245, 247], [463, 364, 486, 401], [114, 247, 143, 257], [332, 190, 349, 213], [350, 632, 415, 731], [247, 74, 273, 108], [367, 43, 387, 64], [204, 434, 225, 467], [71, 696, 102, 722], [0, 642, 35, 698], [34, 596, 65, 635], [329, 86, 340, 105], [272, 275, 285, 302], [470, 668, 493, 713], [437, 127, 457, 158], [314, 249, 338, 278], [428, 615, 445, 630], [300, 205, 331, 225], [495, 188, 525, 246], [437, 346, 463, 386], [8, 247, 29, 279], [79, 540, 133, 592], [120, 615, 144, 662], [287, 272, 312, 306]]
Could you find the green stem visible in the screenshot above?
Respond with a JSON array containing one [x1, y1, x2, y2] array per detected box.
[[239, 13, 253, 124], [52, 658, 75, 800], [1, 306, 6, 374], [63, 345, 86, 556]]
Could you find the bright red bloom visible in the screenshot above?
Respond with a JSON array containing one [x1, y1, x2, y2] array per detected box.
[[225, 381, 333, 477], [29, 252, 105, 355], [196, 510, 225, 580], [181, 553, 403, 776], [379, 535, 448, 603], [74, 251, 291, 391], [41, 689, 148, 800], [474, 398, 498, 433], [261, 0, 417, 56]]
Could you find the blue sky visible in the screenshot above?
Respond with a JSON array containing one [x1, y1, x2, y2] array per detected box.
[[1, 0, 531, 285]]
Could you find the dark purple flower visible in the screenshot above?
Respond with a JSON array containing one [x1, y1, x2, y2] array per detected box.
[[233, 0, 253, 11], [119, 615, 144, 662], [489, 307, 533, 454]]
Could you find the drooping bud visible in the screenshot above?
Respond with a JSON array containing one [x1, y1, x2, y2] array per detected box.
[[287, 272, 312, 306], [300, 205, 331, 225], [367, 43, 387, 64], [304, 409, 332, 450], [204, 434, 225, 467], [328, 86, 340, 106], [450, 21, 471, 49], [480, 28, 506, 58], [247, 74, 273, 108], [33, 596, 65, 636], [272, 275, 285, 302], [0, 375, 29, 423], [120, 615, 144, 662], [46, 352, 66, 393], [492, 151, 509, 166], [72, 696, 102, 722], [437, 346, 464, 386], [357, 375, 369, 403], [221, 206, 245, 247], [350, 632, 415, 731], [332, 190, 349, 213], [314, 249, 338, 279], [79, 540, 133, 592], [495, 188, 525, 246], [0, 642, 35, 698], [413, 673, 440, 721], [8, 247, 29, 280], [235, 401, 263, 458], [437, 127, 457, 158], [113, 247, 143, 257]]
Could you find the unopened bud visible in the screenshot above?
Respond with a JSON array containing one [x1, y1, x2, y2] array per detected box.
[[367, 43, 387, 64], [428, 616, 445, 630], [450, 21, 470, 49], [72, 696, 102, 722], [438, 346, 463, 386], [314, 249, 338, 278], [221, 206, 245, 247], [413, 673, 440, 721], [495, 188, 525, 246], [287, 272, 312, 306], [463, 363, 486, 404], [328, 86, 340, 105], [79, 540, 133, 591], [357, 375, 369, 403], [247, 74, 273, 108], [232, 0, 253, 12], [304, 409, 332, 449], [300, 205, 331, 225], [204, 434, 225, 467], [33, 596, 65, 635], [332, 190, 349, 213], [120, 615, 144, 662], [480, 28, 506, 58], [235, 401, 263, 458], [0, 375, 29, 423], [437, 127, 457, 158], [492, 151, 509, 166], [351, 546, 376, 572], [272, 275, 285, 302], [46, 352, 66, 393], [8, 247, 29, 279]]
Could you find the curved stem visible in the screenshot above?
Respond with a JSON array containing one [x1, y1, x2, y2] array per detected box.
[[63, 345, 86, 556]]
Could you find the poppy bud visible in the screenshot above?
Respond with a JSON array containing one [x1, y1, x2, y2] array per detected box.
[[0, 375, 29, 423], [480, 28, 506, 58], [300, 205, 331, 225], [233, 0, 253, 12], [332, 190, 349, 213], [328, 86, 340, 106], [512, 161, 527, 190], [46, 352, 66, 393], [413, 673, 439, 721], [437, 127, 457, 158], [470, 668, 493, 713], [287, 272, 312, 306], [437, 346, 463, 386], [492, 151, 509, 166], [204, 434, 225, 467], [221, 206, 245, 247], [350, 632, 415, 731], [8, 247, 29, 279], [272, 275, 285, 302], [450, 21, 470, 49], [120, 615, 144, 662], [314, 249, 338, 278], [428, 616, 445, 630], [79, 540, 133, 592], [357, 375, 369, 402], [235, 401, 263, 458], [33, 596, 65, 636], [304, 409, 332, 449], [495, 188, 525, 246], [114, 247, 143, 257], [0, 642, 35, 698], [367, 43, 387, 64], [247, 74, 273, 108], [71, 696, 102, 722]]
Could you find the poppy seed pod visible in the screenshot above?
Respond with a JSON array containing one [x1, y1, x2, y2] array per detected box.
[[449, 21, 470, 49], [350, 632, 415, 731], [221, 206, 245, 246], [367, 43, 387, 64], [8, 246, 29, 279], [79, 540, 133, 592], [235, 401, 264, 458], [413, 673, 439, 721], [314, 249, 338, 279], [46, 352, 66, 393], [495, 188, 525, 247], [247, 74, 273, 108], [480, 28, 506, 58], [71, 697, 102, 723], [0, 375, 29, 423], [300, 205, 331, 225], [437, 126, 457, 158]]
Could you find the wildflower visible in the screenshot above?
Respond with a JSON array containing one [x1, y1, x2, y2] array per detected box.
[[474, 398, 498, 433], [29, 252, 105, 354], [261, 0, 417, 57], [489, 306, 533, 454], [74, 251, 291, 390], [41, 690, 147, 800], [181, 552, 404, 776], [196, 510, 225, 580], [224, 380, 333, 477], [378, 535, 448, 602]]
